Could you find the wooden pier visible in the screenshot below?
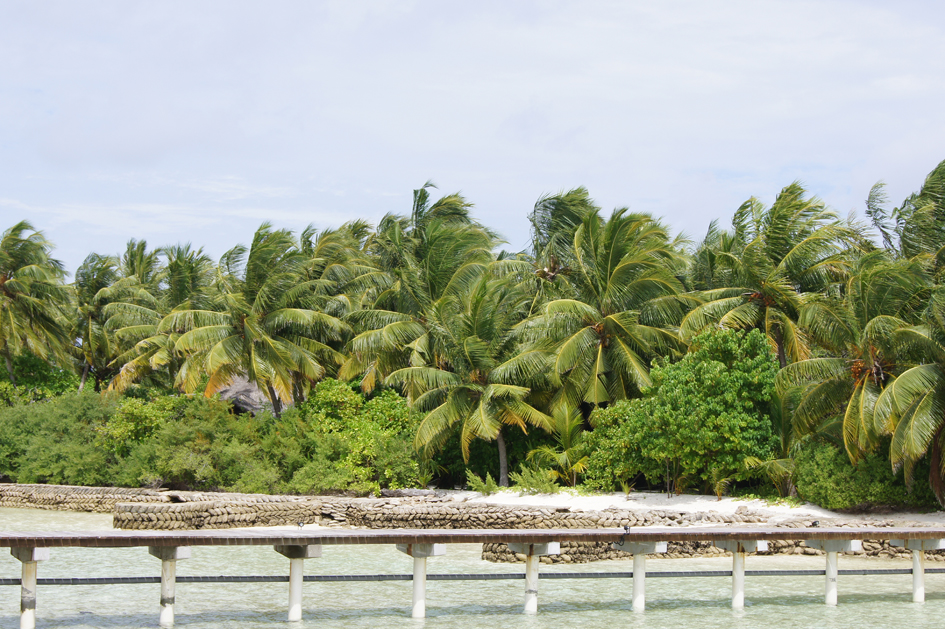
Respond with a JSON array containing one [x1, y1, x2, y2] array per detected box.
[[3, 526, 945, 627]]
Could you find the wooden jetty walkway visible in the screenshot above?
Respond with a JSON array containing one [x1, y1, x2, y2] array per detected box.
[[3, 526, 945, 627]]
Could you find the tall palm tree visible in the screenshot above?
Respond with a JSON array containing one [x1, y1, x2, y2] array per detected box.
[[69, 253, 134, 391], [161, 223, 349, 414], [341, 183, 498, 390], [775, 251, 931, 461], [874, 286, 945, 504], [0, 221, 70, 384], [865, 159, 945, 266], [517, 208, 691, 410], [387, 271, 550, 486], [106, 244, 215, 392], [681, 183, 864, 367]]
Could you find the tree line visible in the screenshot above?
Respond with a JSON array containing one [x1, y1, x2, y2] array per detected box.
[[3, 160, 945, 502]]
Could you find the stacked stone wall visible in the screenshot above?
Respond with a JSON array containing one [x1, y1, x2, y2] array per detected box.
[[3, 484, 943, 563], [0, 483, 169, 513]]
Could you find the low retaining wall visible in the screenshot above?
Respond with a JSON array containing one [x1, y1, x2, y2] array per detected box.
[[0, 484, 168, 513]]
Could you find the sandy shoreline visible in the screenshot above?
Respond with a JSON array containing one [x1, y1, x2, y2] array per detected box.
[[455, 489, 945, 526]]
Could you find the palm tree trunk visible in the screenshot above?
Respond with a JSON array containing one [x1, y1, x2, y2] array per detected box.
[[4, 354, 15, 387], [497, 429, 509, 487], [929, 426, 945, 507], [78, 364, 90, 392], [772, 326, 788, 369], [267, 384, 284, 418]]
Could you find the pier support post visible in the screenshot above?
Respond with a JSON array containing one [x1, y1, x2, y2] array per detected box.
[[10, 547, 49, 629], [803, 540, 861, 605], [396, 543, 446, 618], [890, 539, 945, 602], [713, 540, 768, 610], [611, 541, 667, 612], [148, 547, 191, 627], [508, 542, 560, 614], [274, 545, 322, 622]]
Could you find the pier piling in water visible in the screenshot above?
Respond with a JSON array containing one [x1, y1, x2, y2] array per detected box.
[[611, 540, 667, 611], [890, 539, 945, 602], [148, 546, 190, 627], [713, 540, 768, 609], [507, 542, 560, 614], [396, 543, 445, 618], [10, 547, 48, 629], [274, 545, 321, 621], [804, 539, 861, 605]]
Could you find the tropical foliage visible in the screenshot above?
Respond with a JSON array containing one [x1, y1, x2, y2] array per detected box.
[[4, 159, 945, 507]]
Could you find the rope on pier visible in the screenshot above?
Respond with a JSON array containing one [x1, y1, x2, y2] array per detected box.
[[1, 568, 941, 586]]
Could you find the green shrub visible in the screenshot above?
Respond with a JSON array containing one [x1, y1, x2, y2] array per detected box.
[[509, 466, 560, 495], [466, 470, 500, 495], [288, 380, 421, 495], [98, 396, 185, 455], [0, 378, 422, 495], [0, 391, 117, 485], [584, 329, 778, 493], [794, 440, 938, 510]]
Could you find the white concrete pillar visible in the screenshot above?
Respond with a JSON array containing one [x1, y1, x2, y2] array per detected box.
[[612, 540, 667, 612], [274, 545, 322, 622], [913, 550, 925, 603], [804, 539, 860, 605], [149, 546, 191, 627], [732, 551, 745, 609], [396, 543, 445, 619], [10, 547, 49, 629], [890, 539, 945, 603], [825, 551, 838, 606], [712, 540, 767, 610], [413, 556, 428, 618], [507, 542, 560, 614]]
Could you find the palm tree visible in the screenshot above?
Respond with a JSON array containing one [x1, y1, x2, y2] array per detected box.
[[775, 251, 931, 462], [874, 286, 945, 504], [865, 158, 945, 268], [69, 253, 133, 391], [681, 183, 864, 367], [517, 208, 691, 410], [387, 272, 551, 486], [0, 221, 70, 384], [526, 404, 589, 486], [341, 183, 498, 390], [106, 244, 215, 392], [161, 223, 348, 415]]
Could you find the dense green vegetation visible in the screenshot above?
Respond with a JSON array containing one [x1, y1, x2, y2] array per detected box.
[[2, 158, 945, 510]]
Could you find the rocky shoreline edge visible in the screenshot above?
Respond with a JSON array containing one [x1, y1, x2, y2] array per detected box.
[[3, 483, 942, 563]]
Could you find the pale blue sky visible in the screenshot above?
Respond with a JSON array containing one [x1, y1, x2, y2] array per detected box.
[[2, 0, 944, 274]]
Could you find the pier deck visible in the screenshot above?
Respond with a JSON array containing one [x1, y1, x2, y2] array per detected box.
[[2, 525, 945, 548]]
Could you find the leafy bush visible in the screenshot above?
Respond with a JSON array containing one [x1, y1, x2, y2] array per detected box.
[[0, 379, 422, 495], [0, 391, 117, 485], [584, 329, 778, 494], [509, 466, 560, 495], [1, 353, 79, 397], [287, 379, 421, 495], [794, 440, 938, 510], [466, 470, 500, 495]]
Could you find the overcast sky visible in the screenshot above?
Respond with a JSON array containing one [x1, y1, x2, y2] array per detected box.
[[2, 0, 944, 275]]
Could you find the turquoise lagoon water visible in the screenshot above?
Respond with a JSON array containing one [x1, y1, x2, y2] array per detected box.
[[1, 507, 944, 628]]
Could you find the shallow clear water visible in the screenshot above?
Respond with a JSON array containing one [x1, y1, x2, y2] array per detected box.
[[2, 507, 944, 628]]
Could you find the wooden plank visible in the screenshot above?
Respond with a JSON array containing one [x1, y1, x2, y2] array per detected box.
[[1, 526, 945, 548]]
